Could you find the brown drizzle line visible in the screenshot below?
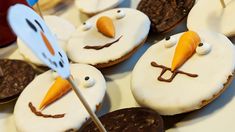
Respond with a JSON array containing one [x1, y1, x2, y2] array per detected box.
[[28, 102, 65, 118], [151, 61, 198, 82], [83, 36, 122, 50]]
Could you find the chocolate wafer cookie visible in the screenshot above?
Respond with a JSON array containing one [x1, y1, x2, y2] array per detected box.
[[137, 0, 195, 33], [80, 107, 164, 132], [0, 59, 36, 101]]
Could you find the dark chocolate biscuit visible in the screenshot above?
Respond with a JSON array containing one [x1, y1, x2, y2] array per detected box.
[[79, 107, 164, 132], [137, 0, 195, 33], [0, 59, 36, 100]]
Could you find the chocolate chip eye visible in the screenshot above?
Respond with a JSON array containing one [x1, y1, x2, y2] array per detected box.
[[83, 76, 95, 88], [85, 76, 89, 81], [164, 36, 177, 48], [198, 43, 203, 47], [196, 42, 211, 55], [26, 19, 37, 32], [35, 19, 44, 32], [165, 36, 170, 41], [81, 22, 92, 31], [116, 9, 126, 19]]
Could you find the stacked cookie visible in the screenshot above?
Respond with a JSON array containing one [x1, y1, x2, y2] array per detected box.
[[3, 0, 235, 132], [12, 4, 159, 132], [0, 59, 36, 104]]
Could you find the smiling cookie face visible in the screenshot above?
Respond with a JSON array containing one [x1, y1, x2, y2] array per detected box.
[[131, 31, 235, 115], [67, 8, 150, 68], [14, 64, 106, 132], [8, 4, 70, 78]]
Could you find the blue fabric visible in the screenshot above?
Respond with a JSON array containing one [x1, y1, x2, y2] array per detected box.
[[26, 0, 38, 6]]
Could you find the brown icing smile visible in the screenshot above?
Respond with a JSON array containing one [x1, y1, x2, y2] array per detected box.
[[151, 61, 198, 82], [29, 102, 65, 118], [83, 36, 122, 50]]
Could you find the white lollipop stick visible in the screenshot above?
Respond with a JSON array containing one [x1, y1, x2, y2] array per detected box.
[[67, 76, 107, 132], [36, 3, 44, 19], [220, 0, 226, 8]]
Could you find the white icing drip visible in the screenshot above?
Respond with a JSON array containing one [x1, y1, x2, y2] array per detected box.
[[67, 8, 150, 65], [17, 15, 76, 66], [131, 31, 235, 115], [14, 64, 106, 132], [187, 0, 235, 36]]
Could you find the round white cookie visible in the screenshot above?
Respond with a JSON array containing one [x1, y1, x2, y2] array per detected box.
[[187, 0, 235, 37], [67, 8, 150, 68], [75, 0, 124, 15], [131, 31, 235, 115], [14, 64, 106, 132], [17, 15, 76, 66]]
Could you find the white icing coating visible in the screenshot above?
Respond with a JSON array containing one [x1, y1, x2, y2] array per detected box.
[[196, 42, 211, 55], [131, 31, 235, 115], [67, 8, 150, 66], [14, 64, 106, 132], [17, 15, 76, 66], [164, 37, 177, 48], [116, 9, 126, 19], [82, 76, 96, 88], [81, 22, 92, 31], [75, 0, 124, 15], [187, 0, 235, 36]]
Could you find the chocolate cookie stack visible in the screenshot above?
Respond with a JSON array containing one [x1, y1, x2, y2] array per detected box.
[[138, 0, 195, 33]]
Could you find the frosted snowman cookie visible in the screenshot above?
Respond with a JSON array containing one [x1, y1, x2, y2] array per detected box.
[[187, 0, 235, 37], [67, 8, 150, 68], [17, 15, 76, 66], [75, 0, 124, 16], [14, 64, 106, 132], [131, 30, 235, 115]]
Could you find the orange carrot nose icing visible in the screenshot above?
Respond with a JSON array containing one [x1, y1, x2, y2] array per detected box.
[[39, 77, 71, 110], [171, 31, 201, 71], [96, 16, 115, 38]]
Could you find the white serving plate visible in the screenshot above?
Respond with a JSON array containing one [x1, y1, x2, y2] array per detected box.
[[1, 0, 235, 131]]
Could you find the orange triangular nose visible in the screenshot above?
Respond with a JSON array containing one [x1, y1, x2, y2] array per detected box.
[[40, 32, 55, 55], [171, 31, 201, 71], [96, 16, 115, 38], [39, 77, 71, 110]]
